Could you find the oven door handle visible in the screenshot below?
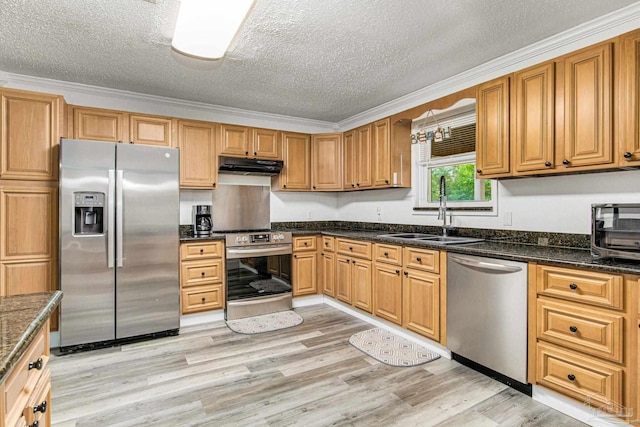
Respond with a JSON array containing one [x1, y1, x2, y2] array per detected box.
[[226, 245, 292, 259]]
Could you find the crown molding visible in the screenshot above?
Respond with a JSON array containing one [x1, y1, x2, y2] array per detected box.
[[337, 2, 640, 131], [2, 71, 337, 134]]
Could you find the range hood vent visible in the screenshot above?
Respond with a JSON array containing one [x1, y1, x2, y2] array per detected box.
[[218, 156, 284, 176]]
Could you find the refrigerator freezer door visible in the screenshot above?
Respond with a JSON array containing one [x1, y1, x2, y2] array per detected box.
[[59, 139, 116, 347], [115, 143, 180, 339]]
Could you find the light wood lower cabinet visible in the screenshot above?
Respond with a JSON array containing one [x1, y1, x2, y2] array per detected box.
[[335, 239, 373, 313], [292, 236, 318, 296], [320, 236, 335, 297], [179, 241, 225, 314], [529, 263, 638, 425], [1, 321, 51, 427], [373, 243, 403, 325]]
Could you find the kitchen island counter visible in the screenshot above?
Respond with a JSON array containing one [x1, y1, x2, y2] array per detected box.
[[0, 291, 62, 382]]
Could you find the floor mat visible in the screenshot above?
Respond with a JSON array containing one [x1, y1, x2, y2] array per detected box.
[[226, 310, 303, 334], [349, 328, 441, 367]]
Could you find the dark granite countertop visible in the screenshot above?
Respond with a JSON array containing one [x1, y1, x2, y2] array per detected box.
[[0, 291, 63, 383]]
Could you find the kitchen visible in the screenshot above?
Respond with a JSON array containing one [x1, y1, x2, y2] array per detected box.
[[1, 1, 640, 426]]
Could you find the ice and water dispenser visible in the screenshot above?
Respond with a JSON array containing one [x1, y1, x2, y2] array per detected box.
[[74, 192, 105, 235]]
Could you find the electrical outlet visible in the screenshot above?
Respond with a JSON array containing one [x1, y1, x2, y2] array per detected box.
[[503, 211, 512, 226], [376, 206, 382, 214]]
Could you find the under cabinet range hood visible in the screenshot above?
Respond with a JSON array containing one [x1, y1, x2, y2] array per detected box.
[[218, 156, 283, 176]]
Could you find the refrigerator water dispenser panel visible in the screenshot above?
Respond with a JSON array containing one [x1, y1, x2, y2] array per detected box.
[[74, 192, 105, 235]]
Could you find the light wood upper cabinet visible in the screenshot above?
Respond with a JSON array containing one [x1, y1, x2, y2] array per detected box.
[[619, 29, 640, 167], [311, 133, 342, 191], [129, 114, 173, 147], [0, 89, 63, 181], [558, 41, 614, 169], [372, 117, 411, 188], [70, 106, 173, 147], [69, 106, 127, 143], [343, 125, 373, 190], [342, 129, 356, 190], [513, 62, 556, 173], [176, 120, 218, 189], [277, 131, 311, 190], [476, 76, 511, 178], [219, 125, 280, 159]]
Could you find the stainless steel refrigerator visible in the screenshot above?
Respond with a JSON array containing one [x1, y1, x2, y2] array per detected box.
[[59, 138, 180, 349]]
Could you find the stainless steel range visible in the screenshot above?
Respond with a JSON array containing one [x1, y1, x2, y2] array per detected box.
[[225, 231, 293, 320]]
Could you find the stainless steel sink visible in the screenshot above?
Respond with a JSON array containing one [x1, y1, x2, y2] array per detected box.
[[377, 233, 484, 245], [417, 236, 484, 245], [377, 233, 438, 239]]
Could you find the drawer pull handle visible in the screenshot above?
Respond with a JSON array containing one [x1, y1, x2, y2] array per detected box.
[[201, 297, 206, 303], [33, 400, 47, 414], [569, 283, 578, 290], [28, 358, 43, 371], [384, 252, 389, 257], [201, 272, 205, 276], [349, 247, 353, 251], [304, 242, 308, 246], [200, 248, 204, 254], [567, 374, 576, 381], [569, 326, 578, 333], [416, 257, 422, 262]]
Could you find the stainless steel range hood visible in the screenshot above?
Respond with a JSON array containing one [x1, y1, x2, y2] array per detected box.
[[218, 156, 283, 176]]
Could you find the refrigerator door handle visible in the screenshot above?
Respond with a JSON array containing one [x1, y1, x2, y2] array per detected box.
[[116, 170, 124, 267], [107, 170, 116, 268]]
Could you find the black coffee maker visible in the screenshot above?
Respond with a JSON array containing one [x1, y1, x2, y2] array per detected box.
[[192, 205, 213, 237]]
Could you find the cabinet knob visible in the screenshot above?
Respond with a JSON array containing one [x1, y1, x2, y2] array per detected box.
[[294, 254, 297, 258], [385, 180, 389, 184], [395, 270, 400, 275], [384, 252, 388, 257], [304, 242, 308, 246], [313, 186, 316, 189], [201, 271, 205, 276], [212, 182, 216, 187], [245, 151, 249, 155], [349, 247, 353, 251], [569, 325, 578, 333], [254, 152, 257, 156], [403, 271, 408, 276], [569, 283, 578, 290], [283, 184, 287, 188], [567, 374, 576, 381], [325, 242, 329, 246], [28, 421, 39, 427], [352, 260, 356, 264], [624, 152, 632, 159], [321, 253, 325, 257], [28, 358, 43, 371], [200, 248, 204, 254], [544, 161, 552, 167], [476, 169, 482, 174], [416, 257, 422, 262], [351, 183, 355, 187], [33, 400, 47, 414], [562, 159, 570, 166], [201, 297, 206, 303], [129, 141, 134, 144]]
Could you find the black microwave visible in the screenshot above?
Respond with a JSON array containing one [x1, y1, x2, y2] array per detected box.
[[591, 204, 640, 261]]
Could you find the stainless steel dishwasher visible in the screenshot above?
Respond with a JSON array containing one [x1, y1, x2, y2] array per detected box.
[[446, 253, 530, 393]]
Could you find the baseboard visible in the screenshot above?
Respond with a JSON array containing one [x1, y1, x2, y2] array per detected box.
[[292, 295, 324, 308], [180, 310, 225, 327]]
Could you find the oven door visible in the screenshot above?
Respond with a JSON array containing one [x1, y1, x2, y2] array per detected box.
[[225, 244, 292, 320]]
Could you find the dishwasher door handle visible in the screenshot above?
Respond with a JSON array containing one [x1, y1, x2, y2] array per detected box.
[[449, 255, 523, 273]]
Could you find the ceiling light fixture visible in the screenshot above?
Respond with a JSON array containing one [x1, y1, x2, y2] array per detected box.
[[171, 0, 255, 60]]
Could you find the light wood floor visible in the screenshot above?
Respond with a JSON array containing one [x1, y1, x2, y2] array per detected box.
[[49, 304, 586, 427]]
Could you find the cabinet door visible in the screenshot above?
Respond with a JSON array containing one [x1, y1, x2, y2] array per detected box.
[[0, 185, 55, 261], [355, 124, 373, 188], [177, 120, 217, 189], [311, 133, 342, 191], [372, 118, 391, 187], [0, 90, 61, 180], [403, 270, 440, 342], [292, 251, 317, 296], [352, 259, 372, 313], [335, 255, 352, 304], [560, 42, 613, 168], [513, 62, 556, 173], [1, 260, 52, 296], [342, 130, 356, 190], [129, 114, 173, 147], [476, 76, 511, 177], [71, 106, 127, 143], [620, 29, 640, 166], [253, 128, 280, 159], [219, 124, 251, 157], [280, 132, 311, 190], [320, 252, 335, 297], [373, 263, 402, 325]]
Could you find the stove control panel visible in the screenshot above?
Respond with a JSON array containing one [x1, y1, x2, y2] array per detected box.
[[226, 231, 292, 247]]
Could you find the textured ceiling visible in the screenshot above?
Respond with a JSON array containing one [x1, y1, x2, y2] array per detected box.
[[0, 0, 638, 122]]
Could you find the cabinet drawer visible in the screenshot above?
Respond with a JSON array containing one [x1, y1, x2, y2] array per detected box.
[[180, 241, 224, 260], [321, 236, 335, 252], [293, 236, 317, 251], [537, 265, 622, 309], [403, 247, 439, 273], [536, 342, 622, 408], [22, 369, 50, 427], [181, 285, 224, 314], [373, 243, 402, 265], [336, 239, 372, 259], [537, 298, 623, 363], [5, 326, 49, 426], [181, 259, 224, 286]]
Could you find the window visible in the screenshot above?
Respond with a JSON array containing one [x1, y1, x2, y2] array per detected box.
[[414, 99, 497, 215]]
